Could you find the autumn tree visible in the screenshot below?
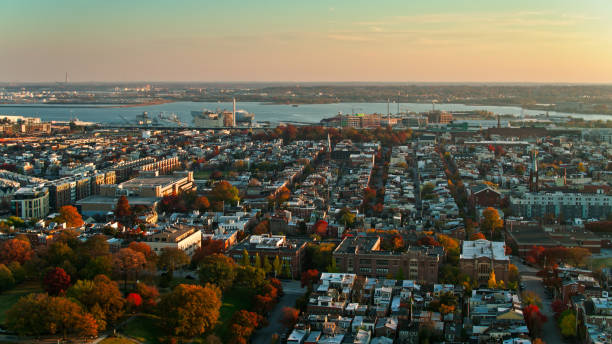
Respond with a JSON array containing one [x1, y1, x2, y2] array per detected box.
[[522, 291, 542, 307], [280, 307, 299, 329], [126, 293, 143, 312], [312, 220, 328, 237], [0, 238, 33, 265], [191, 239, 225, 267], [416, 235, 441, 247], [558, 310, 577, 337], [481, 207, 503, 239], [113, 248, 146, 290], [6, 293, 97, 337], [55, 205, 84, 228], [194, 196, 211, 211], [67, 274, 125, 330], [198, 254, 237, 291], [210, 180, 240, 206], [337, 208, 356, 228], [235, 265, 266, 290], [128, 241, 156, 261], [158, 283, 222, 338], [136, 282, 160, 311], [43, 267, 71, 296], [228, 310, 259, 344], [524, 304, 547, 338], [301, 269, 320, 290]]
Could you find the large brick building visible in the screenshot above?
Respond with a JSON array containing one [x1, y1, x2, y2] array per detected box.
[[333, 235, 443, 284], [228, 234, 307, 279], [459, 239, 510, 286]]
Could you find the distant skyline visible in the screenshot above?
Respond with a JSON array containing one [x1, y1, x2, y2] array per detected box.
[[1, 0, 611, 83]]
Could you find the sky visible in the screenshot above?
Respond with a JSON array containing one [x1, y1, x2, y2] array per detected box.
[[1, 0, 611, 83]]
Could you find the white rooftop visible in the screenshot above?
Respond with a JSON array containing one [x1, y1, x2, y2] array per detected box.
[[460, 239, 509, 261]]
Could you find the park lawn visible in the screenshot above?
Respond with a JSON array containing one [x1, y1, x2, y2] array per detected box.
[[0, 281, 43, 325], [193, 171, 212, 179], [213, 287, 254, 341], [120, 314, 166, 344]]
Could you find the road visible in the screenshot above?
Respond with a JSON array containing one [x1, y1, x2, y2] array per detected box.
[[512, 257, 566, 344], [251, 280, 306, 344]]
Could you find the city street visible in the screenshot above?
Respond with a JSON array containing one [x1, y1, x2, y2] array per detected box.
[[512, 257, 566, 344], [252, 280, 306, 344]]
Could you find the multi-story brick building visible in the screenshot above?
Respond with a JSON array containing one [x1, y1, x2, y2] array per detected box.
[[228, 234, 307, 279], [333, 235, 443, 284], [459, 239, 510, 286]]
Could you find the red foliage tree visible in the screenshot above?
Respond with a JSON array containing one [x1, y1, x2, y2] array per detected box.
[[551, 299, 568, 318], [136, 283, 159, 310], [416, 236, 440, 247], [191, 239, 225, 266], [43, 267, 71, 296], [312, 220, 328, 237], [301, 269, 320, 289], [126, 293, 143, 310], [524, 304, 548, 338], [526, 246, 546, 266], [228, 310, 259, 344], [280, 307, 300, 329], [269, 278, 283, 296], [254, 294, 275, 314]]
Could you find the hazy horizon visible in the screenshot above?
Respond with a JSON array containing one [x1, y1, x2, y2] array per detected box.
[[2, 0, 611, 83]]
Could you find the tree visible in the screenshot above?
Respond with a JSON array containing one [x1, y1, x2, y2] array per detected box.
[[280, 307, 299, 329], [0, 264, 15, 292], [228, 310, 259, 343], [337, 208, 355, 228], [210, 181, 240, 206], [262, 256, 272, 275], [301, 269, 319, 289], [158, 284, 222, 338], [567, 247, 591, 266], [6, 293, 97, 337], [241, 249, 250, 266], [8, 262, 25, 284], [326, 257, 338, 273], [273, 256, 282, 277], [481, 207, 503, 239], [437, 234, 459, 251], [55, 205, 84, 228], [136, 282, 159, 310], [126, 293, 143, 311], [158, 248, 190, 279], [128, 241, 155, 261], [522, 291, 542, 307], [558, 310, 577, 337], [470, 232, 486, 240], [113, 248, 146, 289], [0, 238, 33, 265], [312, 220, 328, 237], [551, 299, 568, 318], [488, 271, 497, 289], [235, 265, 266, 290], [43, 267, 71, 295], [524, 304, 547, 338], [198, 254, 237, 291], [194, 196, 211, 211], [253, 220, 270, 235], [67, 275, 125, 330], [417, 236, 440, 247], [192, 239, 225, 267], [115, 195, 132, 224], [254, 253, 262, 269]]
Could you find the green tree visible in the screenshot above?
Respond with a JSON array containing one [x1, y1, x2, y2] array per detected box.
[[326, 257, 339, 273], [254, 253, 262, 269], [273, 256, 282, 277], [241, 249, 250, 266], [559, 310, 577, 337], [210, 180, 240, 206], [338, 208, 356, 228], [0, 264, 15, 292], [158, 248, 190, 280], [235, 265, 266, 290], [198, 254, 236, 291], [263, 256, 272, 275], [395, 267, 405, 281]]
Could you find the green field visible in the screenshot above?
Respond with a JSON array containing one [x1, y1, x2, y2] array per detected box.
[[214, 287, 254, 340], [120, 314, 166, 344], [0, 281, 43, 325], [590, 257, 612, 269]]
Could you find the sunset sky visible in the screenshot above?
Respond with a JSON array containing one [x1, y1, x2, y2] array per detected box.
[[1, 0, 611, 83]]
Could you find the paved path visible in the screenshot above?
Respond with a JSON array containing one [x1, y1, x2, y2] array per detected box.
[[251, 280, 306, 344], [513, 257, 566, 344]]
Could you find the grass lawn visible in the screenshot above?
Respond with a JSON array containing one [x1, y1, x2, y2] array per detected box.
[[213, 287, 254, 341], [193, 170, 212, 179], [0, 281, 43, 325], [120, 314, 166, 344]]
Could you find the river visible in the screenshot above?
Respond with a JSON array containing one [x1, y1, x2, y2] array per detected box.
[[0, 102, 610, 125]]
